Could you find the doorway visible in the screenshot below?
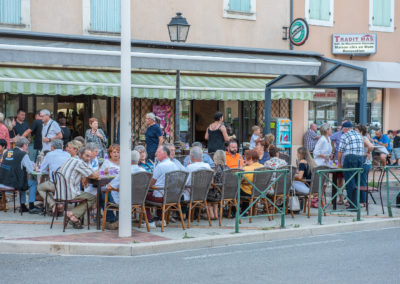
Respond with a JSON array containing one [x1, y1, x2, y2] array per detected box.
[[57, 96, 90, 138], [193, 100, 218, 144]]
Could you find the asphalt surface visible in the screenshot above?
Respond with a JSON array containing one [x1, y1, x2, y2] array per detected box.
[[1, 227, 399, 284]]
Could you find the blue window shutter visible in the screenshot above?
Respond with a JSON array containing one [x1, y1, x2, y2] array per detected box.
[[0, 0, 21, 24], [373, 0, 391, 27], [91, 0, 121, 32], [309, 0, 330, 21], [229, 0, 251, 13]]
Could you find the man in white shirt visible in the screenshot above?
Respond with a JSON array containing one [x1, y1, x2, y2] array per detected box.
[[104, 150, 145, 229], [184, 147, 211, 200], [146, 145, 179, 225], [40, 109, 62, 152], [83, 142, 99, 196], [37, 139, 71, 214], [166, 143, 186, 171]]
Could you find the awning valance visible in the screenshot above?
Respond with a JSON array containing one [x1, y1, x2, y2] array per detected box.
[[0, 67, 316, 101]]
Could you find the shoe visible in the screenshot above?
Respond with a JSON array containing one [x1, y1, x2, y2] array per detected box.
[[169, 216, 177, 223], [29, 207, 43, 214], [156, 220, 167, 228], [20, 204, 29, 212], [105, 221, 119, 230], [68, 219, 83, 229], [148, 221, 156, 228]]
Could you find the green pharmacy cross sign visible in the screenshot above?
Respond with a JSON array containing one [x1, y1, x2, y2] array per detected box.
[[289, 18, 309, 46]]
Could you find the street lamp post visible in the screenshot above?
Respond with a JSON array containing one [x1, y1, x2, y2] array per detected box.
[[119, 0, 132, 237], [167, 13, 190, 154]]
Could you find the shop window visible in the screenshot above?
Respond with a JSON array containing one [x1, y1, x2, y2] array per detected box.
[[92, 98, 108, 134], [369, 0, 394, 32], [5, 94, 19, 119], [223, 0, 256, 20], [0, 0, 30, 29], [305, 0, 334, 27], [367, 88, 383, 129], [308, 89, 338, 131], [243, 101, 257, 142], [83, 0, 121, 34], [179, 100, 191, 144]]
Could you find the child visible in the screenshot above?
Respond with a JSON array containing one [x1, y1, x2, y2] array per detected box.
[[392, 130, 400, 166], [249, 126, 261, 150]]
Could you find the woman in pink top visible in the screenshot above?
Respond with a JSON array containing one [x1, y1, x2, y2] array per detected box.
[[0, 113, 10, 148]]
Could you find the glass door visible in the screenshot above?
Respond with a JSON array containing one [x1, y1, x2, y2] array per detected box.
[[57, 96, 90, 138]]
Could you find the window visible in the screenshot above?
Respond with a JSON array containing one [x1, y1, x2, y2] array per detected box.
[[223, 0, 256, 20], [305, 0, 334, 27], [308, 89, 338, 131], [369, 0, 394, 32], [0, 0, 30, 29], [83, 0, 121, 34]]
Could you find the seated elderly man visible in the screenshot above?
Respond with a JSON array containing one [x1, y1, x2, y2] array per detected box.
[[166, 143, 185, 171], [83, 142, 100, 196], [146, 145, 179, 227], [59, 146, 99, 229], [184, 147, 211, 200], [0, 138, 39, 213], [373, 130, 391, 166], [37, 139, 71, 215], [103, 150, 145, 230], [184, 142, 215, 168]]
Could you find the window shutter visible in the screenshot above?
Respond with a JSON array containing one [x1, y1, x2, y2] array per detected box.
[[229, 0, 251, 13], [310, 0, 330, 21], [0, 0, 21, 25], [309, 0, 322, 20], [91, 0, 121, 32], [373, 0, 391, 27]]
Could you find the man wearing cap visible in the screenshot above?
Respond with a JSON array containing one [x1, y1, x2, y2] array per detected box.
[[145, 112, 163, 162], [337, 121, 365, 208]]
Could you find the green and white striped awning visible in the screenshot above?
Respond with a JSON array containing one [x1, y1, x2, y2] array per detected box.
[[0, 67, 317, 101]]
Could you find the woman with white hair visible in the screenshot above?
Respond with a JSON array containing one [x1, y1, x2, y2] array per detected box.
[[313, 123, 333, 166], [0, 112, 10, 148]]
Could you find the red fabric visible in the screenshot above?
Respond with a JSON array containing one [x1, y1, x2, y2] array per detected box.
[[145, 192, 163, 221], [0, 123, 10, 149]]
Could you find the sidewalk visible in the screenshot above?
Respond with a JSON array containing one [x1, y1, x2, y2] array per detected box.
[[1, 186, 399, 256]]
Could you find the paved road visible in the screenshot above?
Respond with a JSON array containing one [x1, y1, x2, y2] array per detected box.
[[1, 227, 399, 284]]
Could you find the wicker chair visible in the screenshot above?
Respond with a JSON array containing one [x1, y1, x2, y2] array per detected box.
[[240, 167, 274, 223], [279, 153, 291, 165], [186, 169, 214, 228], [51, 171, 90, 232], [301, 165, 330, 218], [0, 187, 20, 214], [272, 165, 297, 218], [214, 168, 241, 226], [146, 170, 189, 232], [102, 171, 153, 231]]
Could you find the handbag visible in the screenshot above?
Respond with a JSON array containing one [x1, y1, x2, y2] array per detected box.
[[288, 189, 300, 211]]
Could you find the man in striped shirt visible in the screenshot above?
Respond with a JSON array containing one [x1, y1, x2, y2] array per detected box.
[[58, 146, 99, 228], [337, 121, 364, 209]]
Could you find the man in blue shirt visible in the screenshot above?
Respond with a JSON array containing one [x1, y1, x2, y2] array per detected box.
[[373, 130, 391, 166], [145, 113, 163, 162]]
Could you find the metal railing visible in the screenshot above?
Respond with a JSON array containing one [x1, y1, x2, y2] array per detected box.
[[384, 166, 400, 217], [234, 168, 289, 233], [316, 168, 363, 224]]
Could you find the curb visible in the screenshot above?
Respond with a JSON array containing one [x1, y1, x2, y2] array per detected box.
[[1, 217, 400, 256]]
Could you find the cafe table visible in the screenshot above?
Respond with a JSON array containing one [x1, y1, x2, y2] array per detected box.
[[88, 175, 116, 230]]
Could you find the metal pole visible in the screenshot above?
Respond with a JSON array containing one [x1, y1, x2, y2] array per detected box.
[[359, 70, 368, 124], [264, 87, 272, 135], [174, 70, 181, 153], [119, 0, 132, 237]]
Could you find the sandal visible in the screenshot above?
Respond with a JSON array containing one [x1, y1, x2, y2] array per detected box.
[[69, 219, 83, 229], [337, 200, 344, 205]]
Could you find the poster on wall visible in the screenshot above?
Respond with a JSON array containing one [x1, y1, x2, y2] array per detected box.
[[152, 105, 172, 136], [316, 110, 325, 119], [327, 110, 335, 120]]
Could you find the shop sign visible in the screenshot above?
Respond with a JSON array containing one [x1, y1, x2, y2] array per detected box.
[[289, 18, 309, 46], [332, 33, 377, 55], [152, 105, 172, 136], [313, 90, 337, 102]]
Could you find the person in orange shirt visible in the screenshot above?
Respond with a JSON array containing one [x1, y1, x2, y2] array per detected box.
[[225, 140, 244, 168], [240, 150, 263, 214]]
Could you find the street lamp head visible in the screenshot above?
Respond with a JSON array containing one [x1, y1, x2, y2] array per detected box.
[[167, 12, 190, 42]]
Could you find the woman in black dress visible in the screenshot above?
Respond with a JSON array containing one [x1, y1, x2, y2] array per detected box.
[[205, 112, 230, 153]]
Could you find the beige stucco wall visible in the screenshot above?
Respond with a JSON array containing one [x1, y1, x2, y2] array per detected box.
[[293, 0, 400, 62], [31, 0, 83, 34], [291, 100, 308, 164], [27, 0, 290, 50], [383, 89, 400, 132]]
